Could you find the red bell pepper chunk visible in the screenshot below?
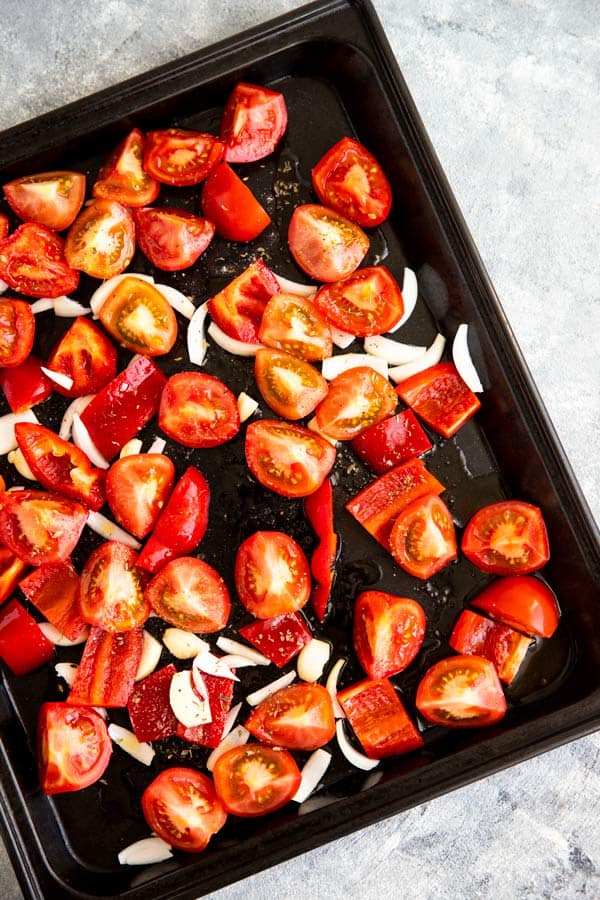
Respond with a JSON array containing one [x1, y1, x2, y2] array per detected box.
[[350, 409, 432, 474], [395, 361, 481, 439], [19, 560, 87, 640], [0, 355, 52, 412], [176, 671, 235, 748], [127, 663, 178, 742], [0, 544, 28, 606], [304, 478, 338, 621], [68, 626, 143, 707], [337, 677, 423, 759], [239, 611, 312, 667], [0, 214, 8, 241], [449, 609, 531, 685], [79, 356, 166, 461], [0, 599, 54, 675], [137, 466, 210, 573]]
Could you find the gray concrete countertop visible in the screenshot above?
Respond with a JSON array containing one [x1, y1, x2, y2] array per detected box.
[[0, 2, 598, 898]]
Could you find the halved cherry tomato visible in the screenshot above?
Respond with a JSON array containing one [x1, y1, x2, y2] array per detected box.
[[351, 409, 432, 474], [134, 207, 215, 270], [68, 626, 143, 707], [239, 611, 312, 667], [0, 545, 28, 606], [449, 610, 531, 684], [0, 490, 87, 565], [312, 137, 392, 227], [3, 171, 85, 231], [471, 575, 559, 637], [97, 276, 177, 356], [245, 682, 335, 750], [213, 744, 301, 817], [255, 348, 328, 420], [37, 703, 111, 794], [0, 299, 35, 368], [0, 214, 8, 241], [338, 677, 423, 759], [176, 673, 235, 748], [159, 372, 240, 448], [142, 768, 227, 852], [0, 354, 52, 412], [390, 493, 457, 579], [462, 501, 550, 576], [93, 128, 159, 207], [47, 316, 117, 398], [145, 556, 230, 632], [207, 258, 279, 343], [235, 530, 311, 619], [127, 664, 178, 743], [245, 420, 336, 498], [287, 204, 369, 283], [396, 361, 481, 439], [105, 453, 175, 540], [19, 560, 87, 640], [0, 599, 55, 674], [416, 655, 507, 728], [201, 162, 271, 241], [0, 223, 79, 297], [258, 292, 333, 361], [304, 478, 338, 621], [65, 199, 135, 279], [143, 129, 224, 186], [79, 541, 149, 633], [353, 591, 426, 680], [220, 82, 287, 163], [313, 266, 403, 336], [315, 366, 397, 440]]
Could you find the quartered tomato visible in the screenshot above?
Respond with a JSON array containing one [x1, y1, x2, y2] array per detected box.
[[245, 420, 336, 498], [312, 137, 392, 227], [245, 683, 335, 751], [288, 204, 369, 283], [396, 361, 481, 439], [350, 409, 432, 474], [0, 490, 87, 566], [47, 316, 117, 398], [390, 493, 457, 579], [65, 199, 135, 279], [235, 530, 311, 619], [207, 258, 279, 343], [315, 366, 397, 440], [353, 591, 426, 680], [449, 610, 531, 684], [416, 655, 507, 728], [68, 626, 143, 707], [142, 768, 227, 852], [143, 129, 224, 186], [134, 207, 215, 270], [19, 560, 87, 641], [314, 266, 404, 336], [258, 292, 333, 361], [0, 355, 52, 412], [254, 348, 328, 420], [0, 223, 79, 298], [97, 275, 177, 356], [464, 501, 549, 577], [93, 128, 159, 207], [159, 372, 240, 448], [37, 703, 111, 795], [0, 545, 28, 607], [0, 299, 35, 367], [79, 541, 149, 633], [220, 82, 287, 163], [213, 744, 300, 817], [3, 171, 86, 231], [337, 677, 423, 759], [201, 162, 270, 241], [105, 453, 175, 539], [471, 575, 559, 638], [145, 556, 231, 633], [0, 599, 55, 674]]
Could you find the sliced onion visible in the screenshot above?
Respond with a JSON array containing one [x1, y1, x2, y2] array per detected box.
[[292, 749, 332, 803], [94, 707, 108, 720], [219, 653, 259, 669], [119, 438, 143, 458], [72, 413, 109, 469], [170, 670, 211, 727], [272, 273, 317, 297], [237, 391, 258, 423], [187, 302, 209, 366], [135, 630, 163, 681], [216, 636, 271, 666], [86, 510, 141, 550], [364, 334, 426, 365], [326, 658, 347, 718], [55, 662, 78, 688], [452, 323, 484, 393], [30, 298, 55, 314], [38, 622, 89, 646], [108, 723, 155, 766], [387, 267, 418, 332], [0, 279, 8, 295], [388, 333, 446, 384], [322, 353, 388, 381], [206, 725, 249, 772], [297, 639, 331, 683], [330, 326, 356, 350], [0, 409, 39, 455], [59, 395, 94, 441], [336, 720, 379, 771], [7, 448, 35, 480], [162, 628, 209, 660], [158, 284, 195, 319], [90, 273, 155, 317], [193, 649, 239, 682], [118, 836, 173, 866], [147, 436, 167, 454], [246, 670, 295, 707], [54, 296, 91, 317], [207, 321, 262, 357], [220, 702, 242, 741], [40, 366, 74, 391], [307, 417, 338, 447]]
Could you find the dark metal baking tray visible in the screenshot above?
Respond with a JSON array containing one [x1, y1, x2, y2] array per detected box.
[[0, 0, 598, 897]]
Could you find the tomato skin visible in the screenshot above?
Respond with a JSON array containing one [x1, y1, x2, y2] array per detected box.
[[105, 453, 175, 540], [245, 682, 335, 750], [159, 372, 240, 448], [37, 703, 111, 795], [134, 207, 215, 270], [235, 531, 311, 619], [0, 490, 87, 566], [338, 677, 423, 759], [304, 478, 338, 621], [0, 355, 52, 412], [64, 198, 135, 279], [0, 215, 8, 241], [220, 82, 287, 163], [245, 420, 336, 498], [19, 560, 87, 641], [142, 768, 227, 852], [47, 316, 117, 398], [315, 366, 397, 440], [258, 292, 333, 361], [0, 223, 79, 298], [143, 129, 225, 186], [239, 611, 312, 667], [127, 664, 179, 743], [213, 744, 301, 817], [315, 266, 404, 336], [0, 299, 35, 368], [416, 655, 507, 728], [288, 204, 369, 283], [145, 556, 230, 632], [98, 276, 178, 356], [68, 626, 143, 707], [396, 361, 481, 439], [312, 137, 392, 227], [353, 591, 426, 680], [79, 541, 149, 633], [0, 545, 28, 607], [0, 599, 55, 674], [471, 575, 559, 638], [93, 128, 159, 207], [207, 258, 279, 343], [351, 409, 432, 474], [462, 501, 550, 576], [449, 610, 531, 684], [201, 162, 271, 241], [255, 348, 328, 420], [3, 171, 86, 231], [389, 493, 458, 580]]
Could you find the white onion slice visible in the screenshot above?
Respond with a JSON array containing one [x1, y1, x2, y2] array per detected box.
[[158, 284, 195, 319], [40, 366, 74, 391], [193, 649, 238, 682], [30, 298, 55, 314], [307, 417, 338, 447], [219, 653, 259, 669], [186, 302, 209, 366], [326, 658, 347, 719], [452, 323, 484, 393], [329, 326, 356, 350], [216, 636, 271, 666], [94, 707, 108, 720], [221, 702, 242, 741], [7, 485, 25, 491], [118, 836, 173, 866], [272, 273, 317, 297], [7, 448, 35, 480], [206, 725, 249, 772], [246, 670, 295, 707], [53, 296, 91, 317], [170, 670, 211, 727], [55, 662, 78, 688], [0, 409, 39, 455], [364, 334, 426, 365], [388, 333, 446, 384], [39, 622, 89, 646], [297, 639, 331, 683], [237, 392, 258, 423], [292, 749, 332, 803], [90, 272, 155, 316], [387, 267, 418, 332], [119, 438, 143, 458], [147, 437, 167, 454], [108, 724, 155, 766], [59, 395, 94, 441], [321, 353, 388, 381], [135, 630, 163, 681], [72, 413, 109, 469], [86, 510, 141, 549], [207, 321, 263, 357], [336, 720, 379, 771], [162, 629, 209, 660], [0, 279, 8, 295]]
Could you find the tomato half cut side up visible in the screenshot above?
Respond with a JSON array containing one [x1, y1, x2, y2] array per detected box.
[[462, 500, 550, 576], [351, 409, 432, 474], [312, 137, 392, 227], [258, 292, 333, 361], [134, 207, 215, 271], [79, 541, 149, 633], [415, 655, 507, 728], [105, 453, 175, 539], [145, 556, 230, 633], [449, 610, 532, 684], [0, 299, 35, 368], [64, 199, 135, 279], [471, 575, 559, 638], [213, 744, 301, 817], [98, 275, 177, 356], [159, 372, 240, 448], [0, 223, 79, 298], [314, 266, 404, 336], [245, 682, 335, 750], [315, 366, 397, 441], [201, 163, 271, 242], [207, 258, 280, 343], [353, 590, 426, 680], [245, 420, 336, 499], [0, 490, 87, 566], [93, 128, 159, 207], [254, 349, 328, 420], [142, 768, 227, 852], [389, 493, 458, 579], [3, 171, 86, 231], [0, 355, 52, 412], [288, 204, 369, 283], [47, 316, 117, 398], [235, 530, 311, 619], [220, 82, 287, 163], [68, 626, 143, 707], [37, 703, 111, 794], [396, 361, 481, 439], [338, 677, 423, 759], [143, 129, 225, 186]]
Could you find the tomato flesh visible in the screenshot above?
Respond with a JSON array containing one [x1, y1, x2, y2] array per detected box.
[[396, 361, 481, 439], [338, 677, 423, 759], [314, 266, 404, 336], [416, 655, 507, 728], [449, 610, 532, 684], [351, 409, 432, 474], [0, 599, 55, 674], [105, 453, 175, 539], [254, 348, 328, 420], [315, 365, 397, 440], [462, 500, 550, 575], [207, 258, 279, 343], [159, 372, 240, 448], [471, 575, 559, 638], [93, 128, 159, 207], [389, 493, 457, 579], [0, 223, 79, 298], [142, 768, 227, 852], [79, 541, 149, 633], [0, 299, 35, 368], [312, 137, 392, 227], [258, 292, 333, 361], [37, 703, 111, 794], [98, 276, 177, 356], [220, 82, 287, 163], [201, 163, 271, 242], [19, 560, 87, 641], [144, 129, 224, 186], [65, 198, 135, 279], [245, 419, 336, 498], [68, 626, 143, 707], [47, 316, 117, 398], [353, 590, 426, 680], [0, 490, 87, 566], [3, 171, 85, 231], [127, 664, 179, 743], [288, 204, 369, 283], [239, 611, 312, 667], [145, 556, 230, 632], [134, 206, 215, 270], [0, 545, 28, 607], [245, 682, 335, 750], [213, 744, 301, 817], [235, 530, 311, 619]]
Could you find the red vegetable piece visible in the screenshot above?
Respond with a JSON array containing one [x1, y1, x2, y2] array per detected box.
[[93, 128, 159, 207], [313, 266, 403, 336], [315, 366, 397, 441], [245, 420, 336, 499], [0, 490, 87, 566], [142, 768, 227, 852], [338, 677, 423, 759], [462, 502, 550, 577], [0, 355, 52, 412], [38, 702, 111, 795], [353, 591, 426, 680], [47, 316, 118, 399], [201, 163, 270, 242], [389, 493, 458, 580], [145, 557, 230, 632], [105, 453, 176, 540], [235, 531, 311, 619], [244, 682, 335, 751], [0, 299, 35, 369], [79, 542, 149, 633], [207, 258, 279, 344], [143, 129, 224, 187], [220, 82, 287, 163], [176, 672, 235, 748], [304, 478, 338, 621], [312, 137, 392, 228], [288, 204, 369, 283], [471, 575, 559, 638], [258, 293, 333, 362], [19, 560, 87, 640], [239, 611, 312, 667], [68, 626, 143, 707], [415, 655, 507, 728], [0, 223, 79, 298], [396, 361, 481, 439], [0, 545, 28, 607], [0, 599, 55, 674], [449, 609, 531, 684], [0, 214, 9, 241], [127, 663, 178, 743], [3, 171, 86, 232], [65, 199, 135, 279], [159, 372, 240, 448], [134, 207, 215, 271], [350, 410, 432, 474]]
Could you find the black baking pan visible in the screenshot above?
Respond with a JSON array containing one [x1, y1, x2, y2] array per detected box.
[[0, 0, 598, 897]]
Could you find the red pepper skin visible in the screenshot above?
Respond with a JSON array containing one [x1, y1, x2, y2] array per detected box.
[[0, 355, 52, 412], [350, 410, 432, 474], [127, 664, 178, 742], [449, 609, 531, 685], [79, 356, 166, 461], [176, 672, 235, 748], [0, 599, 54, 675], [0, 545, 28, 606], [67, 626, 143, 707], [0, 215, 8, 241], [19, 560, 86, 640], [137, 466, 210, 574], [239, 612, 312, 667], [304, 478, 338, 621], [338, 677, 423, 759]]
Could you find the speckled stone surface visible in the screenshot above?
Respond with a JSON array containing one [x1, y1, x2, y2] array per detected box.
[[0, 2, 598, 898]]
